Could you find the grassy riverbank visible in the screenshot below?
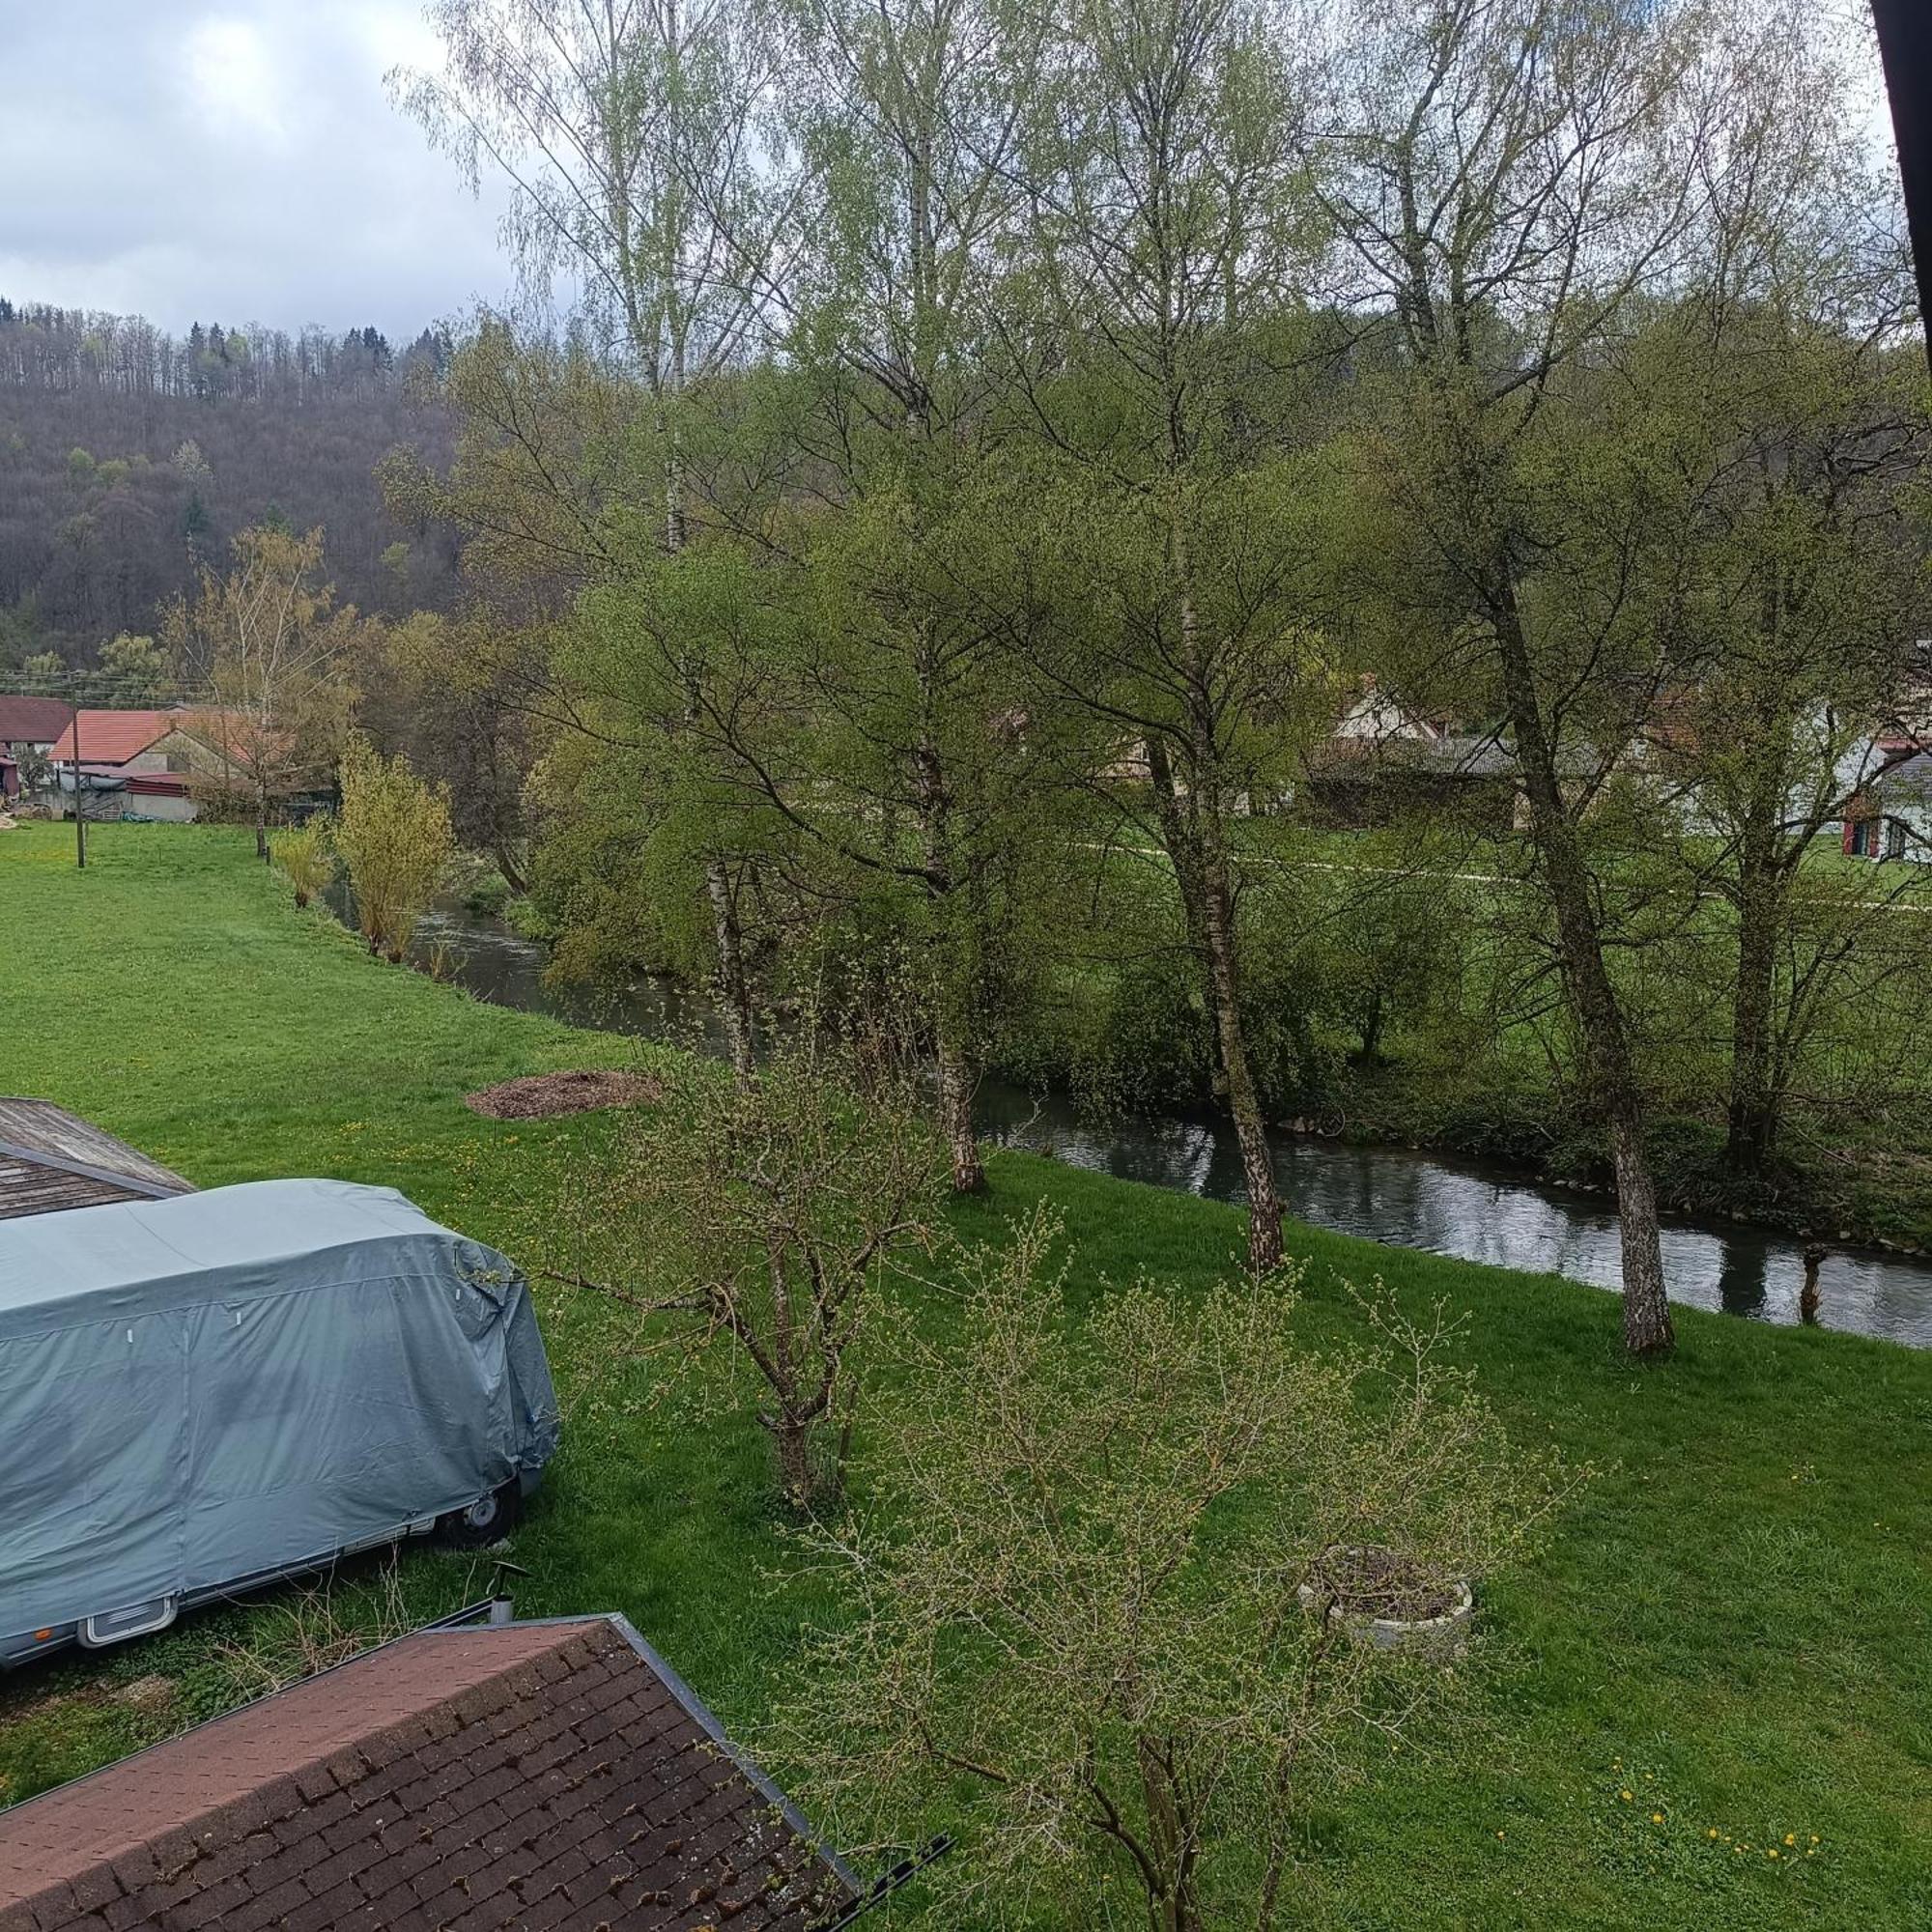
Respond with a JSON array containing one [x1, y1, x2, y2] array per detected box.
[[3, 823, 1930, 1929], [955, 821, 1932, 1255]]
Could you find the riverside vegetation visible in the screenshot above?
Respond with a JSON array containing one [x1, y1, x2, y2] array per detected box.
[[10, 2, 1932, 1351]]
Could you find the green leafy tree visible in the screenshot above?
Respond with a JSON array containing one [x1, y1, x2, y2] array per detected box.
[[1321, 0, 1739, 1354], [392, 0, 794, 1081], [89, 632, 168, 705], [990, 0, 1324, 1268]]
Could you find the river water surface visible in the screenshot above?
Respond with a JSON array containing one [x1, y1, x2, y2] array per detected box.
[[379, 892, 1932, 1349]]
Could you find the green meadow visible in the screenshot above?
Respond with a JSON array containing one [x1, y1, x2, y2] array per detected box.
[[1, 823, 1927, 1929]]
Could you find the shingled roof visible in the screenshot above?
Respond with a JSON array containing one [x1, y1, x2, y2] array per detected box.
[[0, 1100, 194, 1221], [0, 696, 74, 747], [0, 1616, 862, 1932]]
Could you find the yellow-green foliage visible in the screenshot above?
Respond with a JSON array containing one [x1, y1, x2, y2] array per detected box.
[[270, 815, 333, 908], [333, 736, 453, 961]]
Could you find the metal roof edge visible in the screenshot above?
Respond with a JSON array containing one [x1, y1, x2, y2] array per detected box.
[[0, 1140, 188, 1203]]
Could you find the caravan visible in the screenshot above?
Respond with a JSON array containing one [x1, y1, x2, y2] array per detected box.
[[0, 1179, 559, 1664]]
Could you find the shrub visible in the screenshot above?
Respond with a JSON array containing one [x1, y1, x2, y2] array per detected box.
[[270, 816, 333, 909], [784, 1214, 1579, 1927], [333, 736, 453, 961], [559, 989, 950, 1510]]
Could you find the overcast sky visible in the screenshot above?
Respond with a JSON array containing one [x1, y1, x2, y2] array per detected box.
[[1, 4, 1901, 345], [0, 2, 520, 339]]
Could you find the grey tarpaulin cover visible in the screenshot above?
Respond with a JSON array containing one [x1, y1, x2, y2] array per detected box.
[[0, 1179, 560, 1640]]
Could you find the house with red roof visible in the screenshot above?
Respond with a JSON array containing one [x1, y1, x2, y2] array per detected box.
[[40, 708, 297, 824]]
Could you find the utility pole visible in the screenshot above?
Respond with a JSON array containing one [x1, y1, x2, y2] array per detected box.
[[69, 678, 86, 870], [1873, 0, 1932, 377]]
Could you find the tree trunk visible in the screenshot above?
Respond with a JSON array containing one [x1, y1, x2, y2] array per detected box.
[[1607, 1095, 1673, 1356], [705, 859, 756, 1085], [1137, 1738, 1206, 1932], [1147, 738, 1283, 1274], [1724, 862, 1783, 1174], [1358, 986, 1385, 1064], [772, 1414, 815, 1514], [935, 1033, 985, 1193], [493, 838, 529, 898], [913, 698, 985, 1193], [1202, 851, 1284, 1273], [1492, 578, 1673, 1356]]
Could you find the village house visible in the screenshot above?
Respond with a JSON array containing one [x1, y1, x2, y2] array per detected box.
[[0, 1613, 902, 1932], [1302, 681, 1520, 829], [42, 708, 227, 822], [38, 708, 320, 825], [0, 695, 71, 760], [1844, 749, 1932, 862], [0, 696, 71, 802]]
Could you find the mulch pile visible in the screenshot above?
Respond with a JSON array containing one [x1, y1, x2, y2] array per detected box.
[[464, 1069, 662, 1121]]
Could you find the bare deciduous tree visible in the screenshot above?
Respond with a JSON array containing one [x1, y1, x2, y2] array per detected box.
[[781, 1208, 1577, 1929], [558, 994, 949, 1508], [163, 525, 355, 861]]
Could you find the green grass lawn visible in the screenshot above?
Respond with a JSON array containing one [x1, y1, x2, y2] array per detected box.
[[3, 822, 1930, 1928]]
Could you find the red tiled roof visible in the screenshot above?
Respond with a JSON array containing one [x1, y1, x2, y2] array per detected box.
[[0, 1617, 858, 1932], [0, 697, 72, 746], [45, 710, 175, 767]]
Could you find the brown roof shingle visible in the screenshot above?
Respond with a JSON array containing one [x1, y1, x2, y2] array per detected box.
[[0, 1100, 194, 1222], [0, 697, 72, 747], [0, 1617, 858, 1932]]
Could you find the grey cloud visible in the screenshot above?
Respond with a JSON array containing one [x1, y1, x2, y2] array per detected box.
[[0, 0, 519, 337]]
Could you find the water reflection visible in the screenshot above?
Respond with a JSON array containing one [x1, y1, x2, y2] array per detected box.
[[366, 891, 1932, 1350]]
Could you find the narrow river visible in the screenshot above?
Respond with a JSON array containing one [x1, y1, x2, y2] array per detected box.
[[371, 892, 1932, 1349]]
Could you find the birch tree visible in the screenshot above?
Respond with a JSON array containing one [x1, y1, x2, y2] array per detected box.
[[391, 0, 791, 1078], [1321, 0, 1725, 1354], [996, 0, 1323, 1269], [717, 0, 1051, 1190], [163, 526, 355, 861]]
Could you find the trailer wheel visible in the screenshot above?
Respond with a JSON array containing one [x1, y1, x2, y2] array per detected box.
[[437, 1482, 522, 1548]]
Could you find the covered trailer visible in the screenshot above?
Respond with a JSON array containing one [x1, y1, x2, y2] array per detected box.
[[0, 1179, 559, 1664]]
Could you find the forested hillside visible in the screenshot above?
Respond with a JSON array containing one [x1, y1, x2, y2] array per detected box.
[[0, 301, 460, 662]]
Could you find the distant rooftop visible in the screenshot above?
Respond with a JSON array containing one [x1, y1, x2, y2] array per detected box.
[[0, 696, 72, 746], [44, 709, 179, 767]]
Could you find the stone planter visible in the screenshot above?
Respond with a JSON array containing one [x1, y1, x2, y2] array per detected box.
[[1296, 1546, 1473, 1658]]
